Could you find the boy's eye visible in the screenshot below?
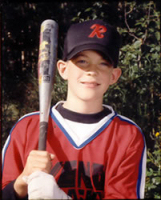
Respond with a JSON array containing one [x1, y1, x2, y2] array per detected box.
[[78, 60, 86, 63], [100, 62, 109, 67], [76, 59, 88, 66], [99, 59, 112, 67]]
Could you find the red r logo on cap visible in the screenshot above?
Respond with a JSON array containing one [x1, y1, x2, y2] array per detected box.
[[89, 24, 107, 39]]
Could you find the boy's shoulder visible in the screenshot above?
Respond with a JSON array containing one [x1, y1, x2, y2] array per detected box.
[[11, 111, 40, 131], [104, 105, 141, 129], [115, 114, 141, 129]]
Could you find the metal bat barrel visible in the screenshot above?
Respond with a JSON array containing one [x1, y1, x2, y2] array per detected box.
[[38, 19, 58, 150]]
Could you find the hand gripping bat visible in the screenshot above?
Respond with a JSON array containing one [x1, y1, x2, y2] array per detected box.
[[38, 19, 58, 150]]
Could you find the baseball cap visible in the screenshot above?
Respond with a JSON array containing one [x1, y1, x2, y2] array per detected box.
[[63, 19, 121, 67]]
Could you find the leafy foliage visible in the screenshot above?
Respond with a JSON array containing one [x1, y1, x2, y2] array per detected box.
[[1, 1, 161, 198]]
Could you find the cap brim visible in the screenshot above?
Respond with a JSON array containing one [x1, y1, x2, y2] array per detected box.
[[64, 44, 116, 67]]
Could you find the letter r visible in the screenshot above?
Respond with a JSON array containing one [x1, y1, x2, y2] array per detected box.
[[88, 24, 107, 39]]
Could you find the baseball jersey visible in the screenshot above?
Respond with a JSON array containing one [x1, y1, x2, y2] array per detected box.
[[2, 101, 146, 199]]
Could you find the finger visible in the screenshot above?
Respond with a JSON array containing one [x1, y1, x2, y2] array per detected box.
[[31, 159, 53, 173], [30, 150, 50, 157], [50, 153, 55, 160], [30, 150, 54, 160]]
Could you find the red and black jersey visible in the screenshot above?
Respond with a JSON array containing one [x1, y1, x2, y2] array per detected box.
[[2, 102, 146, 199]]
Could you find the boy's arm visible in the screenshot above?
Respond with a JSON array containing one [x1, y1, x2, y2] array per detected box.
[[104, 127, 146, 199], [2, 115, 39, 190], [2, 115, 71, 199], [2, 115, 53, 198], [3, 148, 54, 198]]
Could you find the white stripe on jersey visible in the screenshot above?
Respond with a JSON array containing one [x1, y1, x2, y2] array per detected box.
[[139, 147, 147, 199], [117, 114, 146, 199]]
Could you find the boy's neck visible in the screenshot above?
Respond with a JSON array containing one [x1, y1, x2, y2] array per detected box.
[[63, 98, 104, 114]]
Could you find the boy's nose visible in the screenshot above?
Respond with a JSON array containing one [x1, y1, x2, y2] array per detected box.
[[86, 64, 98, 76]]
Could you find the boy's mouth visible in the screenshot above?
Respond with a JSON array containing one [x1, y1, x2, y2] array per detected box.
[[81, 81, 100, 88]]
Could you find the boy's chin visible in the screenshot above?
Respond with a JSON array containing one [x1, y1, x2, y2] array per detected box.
[[79, 95, 103, 103]]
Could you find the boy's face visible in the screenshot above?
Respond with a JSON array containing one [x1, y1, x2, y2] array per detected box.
[[57, 50, 121, 104]]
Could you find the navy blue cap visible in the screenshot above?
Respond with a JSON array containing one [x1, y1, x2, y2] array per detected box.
[[63, 19, 121, 67]]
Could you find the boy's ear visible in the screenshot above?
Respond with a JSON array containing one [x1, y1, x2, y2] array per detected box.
[[57, 60, 68, 80], [110, 67, 122, 85]]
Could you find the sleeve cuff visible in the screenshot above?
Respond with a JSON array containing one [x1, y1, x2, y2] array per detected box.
[[2, 180, 28, 200]]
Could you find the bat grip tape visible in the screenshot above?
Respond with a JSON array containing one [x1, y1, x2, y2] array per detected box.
[[38, 122, 48, 150]]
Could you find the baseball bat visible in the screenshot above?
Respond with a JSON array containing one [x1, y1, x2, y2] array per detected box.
[[38, 19, 58, 150]]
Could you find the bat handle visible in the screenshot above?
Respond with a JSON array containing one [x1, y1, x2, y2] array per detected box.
[[38, 122, 48, 150]]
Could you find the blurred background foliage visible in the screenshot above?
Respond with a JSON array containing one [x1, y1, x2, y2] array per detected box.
[[1, 1, 160, 198]]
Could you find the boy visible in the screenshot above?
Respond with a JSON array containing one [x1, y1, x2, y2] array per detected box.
[[2, 19, 146, 199]]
